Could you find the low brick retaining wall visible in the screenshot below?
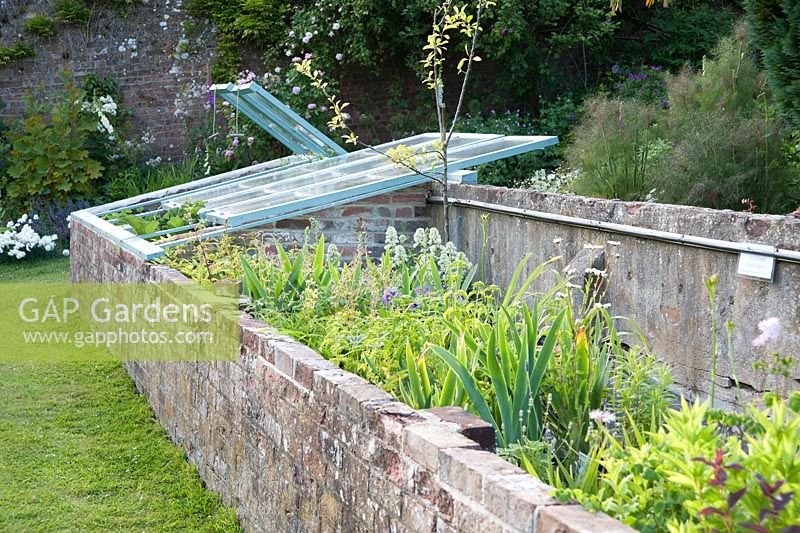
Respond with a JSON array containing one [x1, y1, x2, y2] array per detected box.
[[431, 184, 800, 409], [70, 212, 631, 531]]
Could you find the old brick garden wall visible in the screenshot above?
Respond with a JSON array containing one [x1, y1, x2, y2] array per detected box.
[[0, 0, 427, 159], [0, 0, 216, 159], [70, 196, 631, 533]]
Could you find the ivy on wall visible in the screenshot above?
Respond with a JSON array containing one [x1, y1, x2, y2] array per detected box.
[[0, 0, 139, 69], [187, 0, 290, 80], [0, 41, 35, 67]]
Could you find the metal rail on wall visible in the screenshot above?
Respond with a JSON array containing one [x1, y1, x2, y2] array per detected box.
[[428, 195, 800, 265]]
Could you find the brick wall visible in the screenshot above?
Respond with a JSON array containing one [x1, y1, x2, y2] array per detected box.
[[0, 0, 214, 159], [252, 186, 433, 258], [70, 208, 631, 532], [0, 0, 427, 160]]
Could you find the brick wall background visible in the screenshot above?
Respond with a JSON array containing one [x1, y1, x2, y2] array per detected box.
[[70, 202, 631, 533], [0, 0, 216, 160], [0, 0, 431, 160]]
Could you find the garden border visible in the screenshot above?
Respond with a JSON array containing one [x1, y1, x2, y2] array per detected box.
[[70, 213, 633, 532]]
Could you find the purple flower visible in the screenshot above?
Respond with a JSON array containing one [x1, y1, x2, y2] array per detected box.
[[247, 136, 255, 146], [308, 103, 317, 110], [292, 86, 301, 95], [224, 149, 235, 159], [304, 52, 313, 60], [500, 27, 509, 36], [206, 76, 215, 109], [382, 287, 398, 305], [292, 56, 302, 63], [231, 137, 240, 147], [752, 317, 781, 347]]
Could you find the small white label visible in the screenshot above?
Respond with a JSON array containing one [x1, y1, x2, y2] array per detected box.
[[737, 252, 775, 282]]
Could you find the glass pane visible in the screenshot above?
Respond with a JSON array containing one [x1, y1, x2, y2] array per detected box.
[[207, 135, 554, 222], [214, 163, 414, 218], [176, 133, 498, 209]]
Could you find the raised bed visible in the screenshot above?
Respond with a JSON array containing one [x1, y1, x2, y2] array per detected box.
[[70, 204, 632, 532]]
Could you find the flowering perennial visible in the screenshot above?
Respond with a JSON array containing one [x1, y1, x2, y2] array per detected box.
[[1, 214, 58, 260]]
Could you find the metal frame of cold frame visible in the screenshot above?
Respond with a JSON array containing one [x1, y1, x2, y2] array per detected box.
[[71, 133, 558, 261], [428, 195, 800, 264]]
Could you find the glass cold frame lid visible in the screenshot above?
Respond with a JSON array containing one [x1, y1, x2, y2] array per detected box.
[[185, 133, 499, 211], [190, 134, 557, 226]]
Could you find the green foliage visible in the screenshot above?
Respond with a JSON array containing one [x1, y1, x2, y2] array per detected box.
[[24, 15, 55, 39], [655, 24, 798, 212], [2, 80, 103, 212], [453, 98, 579, 187], [166, 226, 483, 396], [187, 0, 290, 79], [91, 0, 137, 9], [0, 41, 35, 66], [478, 0, 617, 109], [560, 396, 800, 532], [747, 0, 800, 127], [81, 73, 120, 100], [113, 201, 205, 237], [106, 156, 203, 201], [567, 96, 664, 201], [568, 24, 800, 213], [0, 98, 9, 178], [54, 0, 92, 25], [629, 2, 739, 71], [165, 227, 672, 492], [431, 301, 566, 449], [79, 73, 132, 175], [607, 65, 669, 104]]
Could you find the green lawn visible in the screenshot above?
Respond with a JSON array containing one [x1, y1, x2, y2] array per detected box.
[[0, 256, 70, 283], [0, 258, 241, 531]]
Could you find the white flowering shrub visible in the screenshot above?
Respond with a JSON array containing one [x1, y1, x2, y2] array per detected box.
[[81, 94, 118, 139], [0, 214, 59, 260], [383, 226, 409, 268], [518, 168, 580, 193]]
